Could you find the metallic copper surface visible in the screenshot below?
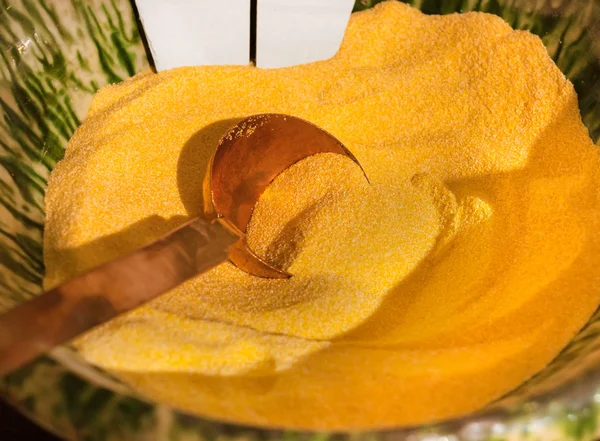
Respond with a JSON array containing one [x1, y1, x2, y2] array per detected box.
[[204, 114, 366, 277], [0, 218, 238, 376], [206, 114, 365, 233]]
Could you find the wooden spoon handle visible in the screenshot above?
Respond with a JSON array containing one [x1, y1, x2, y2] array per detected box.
[[0, 217, 238, 376]]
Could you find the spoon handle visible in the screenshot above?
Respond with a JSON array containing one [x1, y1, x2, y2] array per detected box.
[[0, 217, 238, 376]]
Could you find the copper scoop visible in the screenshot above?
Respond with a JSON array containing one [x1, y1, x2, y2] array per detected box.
[[0, 114, 365, 376]]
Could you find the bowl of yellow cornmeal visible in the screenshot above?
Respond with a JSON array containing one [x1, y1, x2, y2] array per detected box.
[[2, 0, 600, 439]]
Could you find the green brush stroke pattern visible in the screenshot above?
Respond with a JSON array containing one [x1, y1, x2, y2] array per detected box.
[[0, 0, 147, 309]]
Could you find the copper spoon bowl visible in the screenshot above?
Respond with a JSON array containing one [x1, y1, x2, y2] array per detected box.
[[0, 114, 366, 376]]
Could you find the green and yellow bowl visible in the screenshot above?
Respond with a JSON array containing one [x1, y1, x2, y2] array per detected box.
[[2, 0, 600, 440]]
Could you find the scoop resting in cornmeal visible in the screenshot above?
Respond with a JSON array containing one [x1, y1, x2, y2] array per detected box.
[[44, 1, 600, 430]]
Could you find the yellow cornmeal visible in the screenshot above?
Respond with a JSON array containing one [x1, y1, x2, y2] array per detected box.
[[44, 1, 600, 430]]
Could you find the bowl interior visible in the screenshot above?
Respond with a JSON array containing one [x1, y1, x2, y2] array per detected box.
[[1, 0, 600, 440]]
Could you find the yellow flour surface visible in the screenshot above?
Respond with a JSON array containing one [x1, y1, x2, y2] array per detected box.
[[44, 1, 600, 430]]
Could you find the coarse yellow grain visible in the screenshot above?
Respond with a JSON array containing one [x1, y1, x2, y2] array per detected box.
[[44, 0, 600, 430]]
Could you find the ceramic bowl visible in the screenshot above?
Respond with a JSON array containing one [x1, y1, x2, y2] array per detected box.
[[2, 0, 600, 440]]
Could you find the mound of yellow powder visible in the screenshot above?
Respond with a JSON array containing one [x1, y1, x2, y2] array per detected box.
[[44, 1, 600, 430]]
